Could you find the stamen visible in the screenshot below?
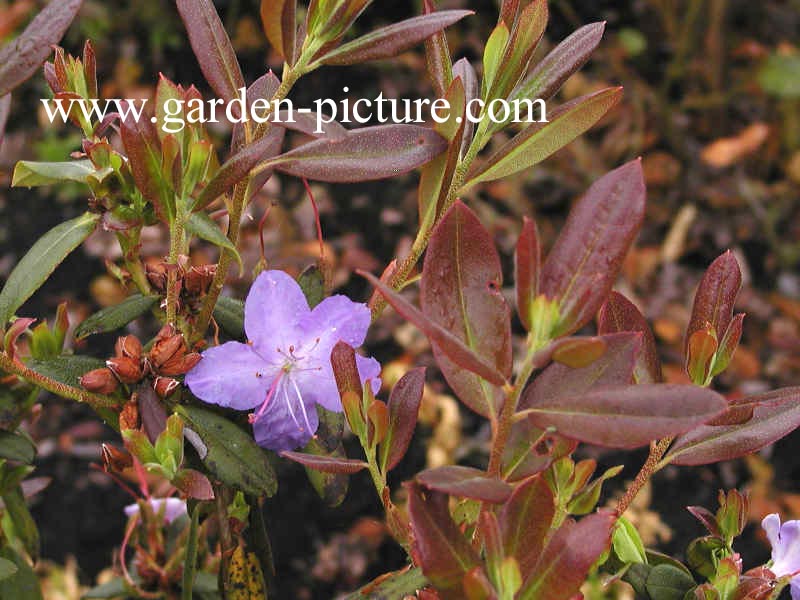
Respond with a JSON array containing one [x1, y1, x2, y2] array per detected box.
[[291, 377, 314, 433], [249, 371, 284, 423]]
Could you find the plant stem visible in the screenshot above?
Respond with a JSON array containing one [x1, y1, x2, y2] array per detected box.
[[214, 484, 235, 599], [191, 69, 300, 344], [166, 216, 185, 325], [0, 351, 118, 410], [615, 436, 673, 515], [181, 502, 201, 600]]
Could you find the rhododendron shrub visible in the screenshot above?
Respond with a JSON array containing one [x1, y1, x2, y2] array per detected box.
[[0, 0, 798, 598]]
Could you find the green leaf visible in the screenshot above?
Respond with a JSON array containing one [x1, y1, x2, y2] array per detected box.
[[297, 265, 325, 309], [0, 213, 99, 326], [177, 405, 277, 497], [26, 356, 105, 387], [74, 294, 159, 339], [0, 545, 41, 599], [341, 568, 428, 600], [0, 432, 35, 464], [612, 516, 647, 565], [1, 486, 40, 561], [464, 87, 622, 187], [212, 296, 244, 340], [12, 160, 111, 188], [645, 564, 695, 600], [0, 556, 17, 582], [185, 213, 242, 269]]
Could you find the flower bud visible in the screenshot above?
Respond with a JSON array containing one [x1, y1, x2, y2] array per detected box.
[[80, 368, 118, 394], [119, 399, 140, 431], [153, 376, 180, 398], [106, 356, 144, 384]]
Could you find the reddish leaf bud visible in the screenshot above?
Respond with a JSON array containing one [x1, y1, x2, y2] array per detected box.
[[106, 356, 144, 385], [159, 352, 201, 377], [80, 368, 119, 395]]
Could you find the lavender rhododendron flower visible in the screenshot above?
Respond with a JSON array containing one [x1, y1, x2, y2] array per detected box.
[[762, 513, 800, 598], [124, 498, 188, 524], [185, 270, 380, 451]]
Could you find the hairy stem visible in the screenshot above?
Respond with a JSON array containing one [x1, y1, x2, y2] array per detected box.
[[191, 70, 299, 343], [0, 351, 119, 410], [166, 216, 185, 325], [615, 436, 673, 515]]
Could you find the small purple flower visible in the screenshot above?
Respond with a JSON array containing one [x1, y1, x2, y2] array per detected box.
[[124, 498, 187, 524], [185, 270, 380, 451], [762, 513, 800, 598]]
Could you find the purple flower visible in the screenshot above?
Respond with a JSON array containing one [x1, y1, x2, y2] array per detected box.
[[125, 498, 187, 524], [762, 513, 800, 598], [185, 270, 380, 451]]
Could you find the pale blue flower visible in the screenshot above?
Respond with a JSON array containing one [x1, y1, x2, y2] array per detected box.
[[762, 513, 800, 599], [185, 270, 380, 451], [124, 498, 187, 524]]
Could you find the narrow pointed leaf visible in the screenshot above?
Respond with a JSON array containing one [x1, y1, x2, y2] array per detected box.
[[518, 511, 615, 600], [26, 355, 105, 387], [522, 384, 727, 448], [422, 0, 453, 98], [0, 212, 99, 325], [342, 568, 428, 600], [0, 0, 83, 97], [281, 450, 368, 474], [74, 294, 158, 339], [666, 387, 800, 465], [12, 160, 102, 187], [270, 125, 447, 182], [407, 482, 480, 599], [711, 312, 744, 377], [185, 212, 242, 269], [515, 216, 541, 331], [121, 115, 174, 222], [598, 291, 662, 383], [361, 270, 507, 386], [380, 367, 425, 471], [511, 22, 606, 106], [260, 0, 296, 63], [420, 201, 512, 417], [320, 11, 473, 66], [194, 127, 285, 211], [452, 58, 478, 154], [685, 251, 742, 353], [465, 87, 622, 186], [500, 475, 555, 575], [539, 159, 646, 337], [416, 466, 512, 503], [177, 0, 245, 105], [519, 332, 641, 410]]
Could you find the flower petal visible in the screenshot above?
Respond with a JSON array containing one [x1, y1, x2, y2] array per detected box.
[[245, 270, 309, 355], [791, 578, 800, 600], [775, 520, 800, 577], [356, 354, 382, 395], [253, 375, 319, 451], [298, 294, 371, 357], [763, 513, 782, 554], [295, 352, 382, 412], [185, 342, 275, 411]]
